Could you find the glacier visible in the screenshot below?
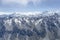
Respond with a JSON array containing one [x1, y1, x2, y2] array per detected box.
[[0, 12, 60, 40]]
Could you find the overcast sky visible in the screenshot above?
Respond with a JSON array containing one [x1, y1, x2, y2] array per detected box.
[[0, 0, 60, 12]]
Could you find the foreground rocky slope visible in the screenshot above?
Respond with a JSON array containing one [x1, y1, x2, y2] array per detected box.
[[0, 12, 60, 40]]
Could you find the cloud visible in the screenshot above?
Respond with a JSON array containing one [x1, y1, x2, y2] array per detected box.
[[0, 11, 42, 15], [2, 0, 45, 6], [0, 12, 13, 15], [16, 11, 42, 15]]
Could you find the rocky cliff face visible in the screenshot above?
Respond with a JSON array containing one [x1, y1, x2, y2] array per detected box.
[[0, 12, 60, 40]]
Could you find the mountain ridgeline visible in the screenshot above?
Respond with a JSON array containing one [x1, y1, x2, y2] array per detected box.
[[0, 13, 60, 40]]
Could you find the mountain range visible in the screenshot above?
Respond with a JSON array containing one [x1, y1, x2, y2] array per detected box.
[[0, 12, 60, 40]]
